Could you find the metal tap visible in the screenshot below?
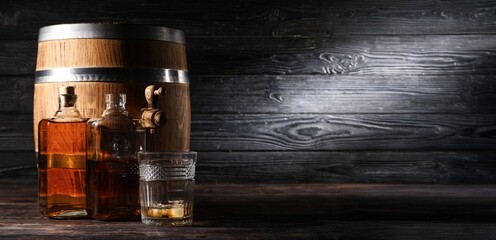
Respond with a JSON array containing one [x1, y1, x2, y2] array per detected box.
[[139, 85, 166, 134]]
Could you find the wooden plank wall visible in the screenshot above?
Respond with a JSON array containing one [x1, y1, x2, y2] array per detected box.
[[0, 0, 495, 183]]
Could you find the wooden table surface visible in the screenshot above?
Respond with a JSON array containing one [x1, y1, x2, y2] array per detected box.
[[1, 183, 496, 239]]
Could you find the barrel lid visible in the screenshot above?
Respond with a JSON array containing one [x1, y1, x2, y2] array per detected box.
[[38, 23, 186, 44]]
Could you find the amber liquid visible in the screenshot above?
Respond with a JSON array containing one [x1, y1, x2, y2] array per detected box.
[[38, 120, 87, 218], [86, 158, 140, 220]]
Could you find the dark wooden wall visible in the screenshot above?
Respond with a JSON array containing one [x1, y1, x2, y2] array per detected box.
[[0, 0, 495, 184]]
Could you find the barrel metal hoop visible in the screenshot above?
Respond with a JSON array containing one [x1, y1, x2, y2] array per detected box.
[[35, 68, 190, 84], [38, 24, 186, 44]]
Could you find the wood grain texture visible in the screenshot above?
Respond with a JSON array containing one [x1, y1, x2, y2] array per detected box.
[[1, 0, 496, 185], [145, 82, 191, 151], [195, 151, 496, 184], [0, 76, 33, 114], [0, 115, 34, 151], [2, 150, 495, 184], [36, 39, 187, 70], [191, 114, 496, 151], [0, 152, 36, 182], [3, 34, 496, 75], [4, 74, 496, 115], [1, 0, 496, 39], [33, 82, 190, 152], [4, 113, 496, 152], [0, 41, 36, 75], [190, 75, 496, 114], [186, 35, 496, 75], [2, 183, 496, 239]]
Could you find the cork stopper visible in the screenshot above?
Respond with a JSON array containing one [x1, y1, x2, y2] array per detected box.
[[59, 86, 77, 107], [59, 86, 75, 95]]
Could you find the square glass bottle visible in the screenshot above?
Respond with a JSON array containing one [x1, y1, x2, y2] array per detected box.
[[38, 86, 88, 218]]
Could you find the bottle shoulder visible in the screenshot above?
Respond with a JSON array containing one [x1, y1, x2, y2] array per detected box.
[[102, 108, 129, 117], [50, 117, 89, 123], [39, 117, 89, 125], [87, 116, 142, 131], [51, 106, 85, 121]]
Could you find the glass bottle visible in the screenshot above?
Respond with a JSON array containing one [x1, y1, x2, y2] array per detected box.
[[38, 86, 88, 218], [86, 94, 145, 221]]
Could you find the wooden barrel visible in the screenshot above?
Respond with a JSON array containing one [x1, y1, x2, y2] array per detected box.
[[34, 23, 190, 152]]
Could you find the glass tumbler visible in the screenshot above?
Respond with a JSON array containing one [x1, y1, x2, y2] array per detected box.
[[138, 151, 196, 226]]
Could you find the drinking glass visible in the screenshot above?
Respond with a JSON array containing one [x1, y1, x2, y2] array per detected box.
[[138, 151, 196, 226]]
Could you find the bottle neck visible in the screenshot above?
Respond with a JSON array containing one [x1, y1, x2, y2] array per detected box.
[[53, 95, 83, 120], [103, 94, 129, 117]]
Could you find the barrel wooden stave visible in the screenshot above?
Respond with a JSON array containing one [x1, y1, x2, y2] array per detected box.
[[33, 81, 190, 152], [36, 39, 188, 70], [34, 24, 190, 153]]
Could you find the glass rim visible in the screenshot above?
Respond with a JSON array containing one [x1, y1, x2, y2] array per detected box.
[[137, 151, 197, 163], [138, 151, 197, 157]]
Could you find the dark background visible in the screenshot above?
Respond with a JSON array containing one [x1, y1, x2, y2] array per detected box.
[[1, 0, 495, 184]]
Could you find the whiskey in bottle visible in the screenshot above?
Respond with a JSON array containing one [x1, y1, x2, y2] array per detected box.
[[38, 86, 88, 218], [86, 94, 145, 221]]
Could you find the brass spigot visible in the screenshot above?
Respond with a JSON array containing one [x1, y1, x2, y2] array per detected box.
[[139, 85, 166, 134]]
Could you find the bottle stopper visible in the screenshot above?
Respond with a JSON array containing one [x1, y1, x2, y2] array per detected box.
[[59, 86, 77, 107], [59, 86, 75, 95]]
